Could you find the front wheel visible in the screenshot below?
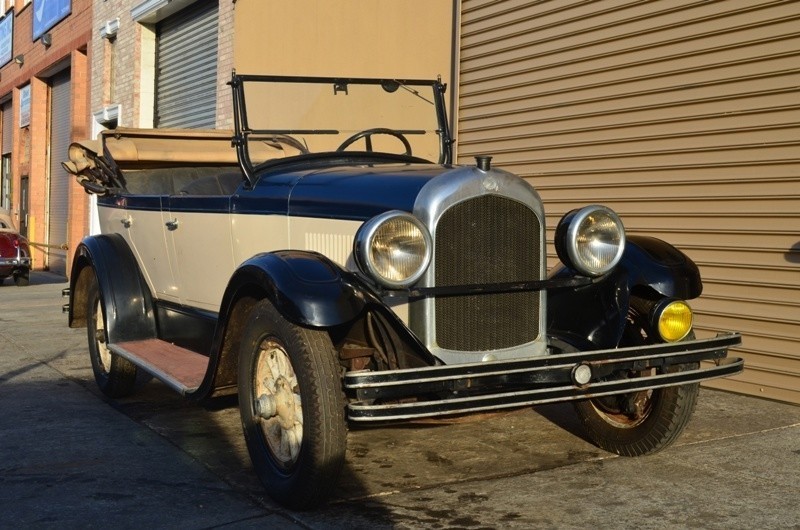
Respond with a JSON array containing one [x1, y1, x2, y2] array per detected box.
[[574, 331, 699, 457], [238, 299, 346, 510]]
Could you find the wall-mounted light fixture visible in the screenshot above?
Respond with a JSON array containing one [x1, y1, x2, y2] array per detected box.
[[14, 54, 23, 65], [41, 33, 52, 47]]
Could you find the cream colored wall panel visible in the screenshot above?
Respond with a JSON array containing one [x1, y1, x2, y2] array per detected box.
[[234, 0, 453, 83], [458, 0, 800, 404]]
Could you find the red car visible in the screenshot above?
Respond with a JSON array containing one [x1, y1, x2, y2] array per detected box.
[[0, 209, 31, 286]]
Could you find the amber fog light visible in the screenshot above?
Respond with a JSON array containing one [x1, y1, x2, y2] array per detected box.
[[654, 300, 693, 342]]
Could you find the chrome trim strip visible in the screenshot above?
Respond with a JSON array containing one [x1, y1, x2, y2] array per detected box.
[[345, 333, 741, 388], [347, 358, 743, 421]]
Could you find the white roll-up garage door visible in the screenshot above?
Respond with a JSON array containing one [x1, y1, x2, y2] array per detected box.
[[155, 0, 218, 129], [457, 0, 800, 404], [48, 69, 71, 276]]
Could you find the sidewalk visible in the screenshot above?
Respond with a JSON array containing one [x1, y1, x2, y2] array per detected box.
[[1, 274, 798, 528]]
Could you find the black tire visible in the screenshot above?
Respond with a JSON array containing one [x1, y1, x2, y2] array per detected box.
[[574, 333, 699, 457], [13, 271, 30, 286], [238, 299, 346, 510], [86, 273, 137, 398]]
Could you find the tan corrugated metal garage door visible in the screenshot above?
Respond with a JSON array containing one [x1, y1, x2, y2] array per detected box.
[[457, 0, 800, 404]]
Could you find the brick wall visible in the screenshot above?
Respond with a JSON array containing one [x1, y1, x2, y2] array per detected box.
[[92, 0, 141, 127], [0, 0, 238, 275], [0, 0, 92, 273], [93, 0, 234, 130]]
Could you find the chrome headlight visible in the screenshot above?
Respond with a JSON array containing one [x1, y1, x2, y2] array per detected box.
[[555, 205, 625, 277], [354, 211, 432, 288]]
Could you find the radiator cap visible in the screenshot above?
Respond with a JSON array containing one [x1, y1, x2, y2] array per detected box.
[[475, 155, 492, 171]]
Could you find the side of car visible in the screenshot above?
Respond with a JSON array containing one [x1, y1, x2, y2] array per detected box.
[[63, 74, 743, 509], [0, 209, 31, 286]]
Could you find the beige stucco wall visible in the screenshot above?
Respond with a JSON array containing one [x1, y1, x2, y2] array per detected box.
[[233, 0, 455, 84]]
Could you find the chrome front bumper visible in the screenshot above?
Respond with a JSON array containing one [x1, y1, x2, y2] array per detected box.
[[345, 333, 743, 422]]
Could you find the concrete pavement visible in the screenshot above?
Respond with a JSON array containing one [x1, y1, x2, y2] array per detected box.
[[1, 273, 798, 528]]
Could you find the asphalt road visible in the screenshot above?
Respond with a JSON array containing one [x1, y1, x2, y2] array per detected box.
[[1, 273, 798, 529]]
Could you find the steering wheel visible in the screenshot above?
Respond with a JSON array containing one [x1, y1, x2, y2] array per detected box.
[[336, 128, 412, 156]]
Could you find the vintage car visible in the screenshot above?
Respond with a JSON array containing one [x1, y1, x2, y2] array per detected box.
[[64, 74, 743, 509], [0, 208, 31, 286]]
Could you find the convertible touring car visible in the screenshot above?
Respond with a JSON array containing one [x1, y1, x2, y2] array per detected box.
[[64, 73, 743, 509]]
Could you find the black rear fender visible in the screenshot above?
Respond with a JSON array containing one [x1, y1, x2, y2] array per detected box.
[[68, 234, 157, 342]]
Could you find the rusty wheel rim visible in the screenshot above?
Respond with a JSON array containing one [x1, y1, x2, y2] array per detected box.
[[253, 338, 303, 469], [590, 369, 655, 428], [94, 299, 112, 373]]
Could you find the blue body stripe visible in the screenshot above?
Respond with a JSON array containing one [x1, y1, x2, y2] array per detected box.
[[100, 163, 448, 220]]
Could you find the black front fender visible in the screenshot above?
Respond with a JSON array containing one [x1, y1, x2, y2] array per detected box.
[[68, 234, 157, 343], [219, 250, 373, 328], [620, 235, 702, 300], [548, 236, 702, 350]]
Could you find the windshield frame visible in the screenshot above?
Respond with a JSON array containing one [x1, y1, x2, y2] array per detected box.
[[230, 73, 452, 187]]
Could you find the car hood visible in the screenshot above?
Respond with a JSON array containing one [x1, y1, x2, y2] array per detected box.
[[246, 163, 458, 221]]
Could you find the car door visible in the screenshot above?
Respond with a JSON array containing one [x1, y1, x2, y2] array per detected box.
[[166, 190, 236, 313], [120, 195, 182, 305]]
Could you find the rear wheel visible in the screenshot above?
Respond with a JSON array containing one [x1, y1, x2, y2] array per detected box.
[[574, 332, 699, 456], [238, 299, 346, 510], [86, 273, 137, 397]]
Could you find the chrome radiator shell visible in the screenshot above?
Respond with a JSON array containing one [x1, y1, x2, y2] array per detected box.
[[409, 166, 548, 364]]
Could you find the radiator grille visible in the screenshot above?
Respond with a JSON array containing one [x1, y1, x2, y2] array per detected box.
[[435, 195, 540, 351]]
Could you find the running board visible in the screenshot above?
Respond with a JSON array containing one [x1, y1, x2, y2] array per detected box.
[[109, 339, 209, 395]]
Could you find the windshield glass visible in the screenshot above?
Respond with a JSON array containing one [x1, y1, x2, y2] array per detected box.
[[239, 77, 445, 164]]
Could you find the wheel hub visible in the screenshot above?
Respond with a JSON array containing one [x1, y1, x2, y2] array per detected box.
[[256, 376, 298, 430], [254, 339, 303, 467]]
